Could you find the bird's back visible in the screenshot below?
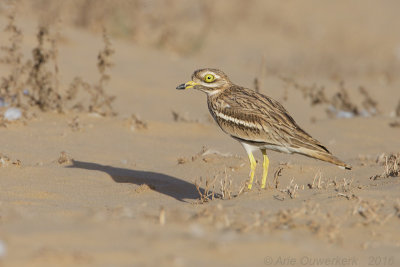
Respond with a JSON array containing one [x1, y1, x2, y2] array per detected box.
[[207, 85, 327, 151], [207, 85, 351, 169]]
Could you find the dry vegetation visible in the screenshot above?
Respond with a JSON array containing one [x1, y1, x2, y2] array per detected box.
[[194, 169, 246, 203], [0, 5, 116, 120], [194, 176, 217, 203], [279, 178, 301, 199], [280, 77, 380, 119], [371, 153, 400, 180], [0, 6, 28, 108]]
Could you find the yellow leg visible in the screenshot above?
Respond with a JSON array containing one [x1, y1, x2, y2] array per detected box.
[[247, 152, 257, 189], [261, 149, 270, 189]]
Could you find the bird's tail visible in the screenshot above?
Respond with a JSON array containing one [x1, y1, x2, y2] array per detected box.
[[298, 148, 352, 170]]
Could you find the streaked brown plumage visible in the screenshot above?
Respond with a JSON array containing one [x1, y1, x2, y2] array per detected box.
[[176, 68, 351, 189]]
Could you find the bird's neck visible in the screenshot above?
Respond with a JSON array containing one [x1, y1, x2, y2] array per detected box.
[[205, 84, 231, 98], [205, 89, 223, 97]]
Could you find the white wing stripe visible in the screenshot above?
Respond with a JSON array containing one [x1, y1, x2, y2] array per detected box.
[[214, 110, 262, 129]]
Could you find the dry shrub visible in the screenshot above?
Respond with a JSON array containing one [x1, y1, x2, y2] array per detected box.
[[87, 28, 116, 116], [194, 172, 246, 203], [328, 82, 359, 117], [279, 178, 300, 199], [308, 171, 324, 189], [280, 77, 379, 119], [0, 5, 29, 108], [62, 28, 117, 116], [280, 76, 329, 107], [0, 8, 116, 117], [219, 168, 246, 200], [359, 86, 379, 115], [194, 176, 217, 203], [307, 171, 355, 195], [328, 84, 379, 118], [371, 153, 400, 180], [219, 172, 234, 200], [25, 26, 63, 112], [0, 6, 63, 112]]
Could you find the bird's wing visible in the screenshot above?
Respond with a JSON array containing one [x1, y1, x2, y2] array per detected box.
[[210, 87, 330, 154]]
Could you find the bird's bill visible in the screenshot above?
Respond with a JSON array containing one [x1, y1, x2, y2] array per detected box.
[[176, 81, 199, 90]]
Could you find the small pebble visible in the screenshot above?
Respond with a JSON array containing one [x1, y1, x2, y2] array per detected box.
[[4, 107, 22, 121]]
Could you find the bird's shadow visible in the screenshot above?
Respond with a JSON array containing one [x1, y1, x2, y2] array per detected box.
[[67, 160, 204, 202]]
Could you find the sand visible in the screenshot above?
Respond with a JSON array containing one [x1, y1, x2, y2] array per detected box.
[[0, 1, 399, 266]]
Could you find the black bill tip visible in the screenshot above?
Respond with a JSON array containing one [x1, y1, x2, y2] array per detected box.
[[176, 83, 186, 90]]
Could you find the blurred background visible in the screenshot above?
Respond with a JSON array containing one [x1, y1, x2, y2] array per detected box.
[[10, 0, 400, 76], [1, 0, 399, 121]]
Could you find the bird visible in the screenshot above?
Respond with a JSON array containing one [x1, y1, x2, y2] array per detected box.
[[176, 68, 351, 190]]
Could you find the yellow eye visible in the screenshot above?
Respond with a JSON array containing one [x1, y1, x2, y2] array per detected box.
[[204, 74, 215, 83]]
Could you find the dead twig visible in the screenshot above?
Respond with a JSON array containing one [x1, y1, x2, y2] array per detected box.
[[273, 167, 283, 189], [195, 176, 217, 203], [219, 168, 233, 200]]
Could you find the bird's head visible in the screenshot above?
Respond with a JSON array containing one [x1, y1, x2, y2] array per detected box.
[[176, 68, 231, 96]]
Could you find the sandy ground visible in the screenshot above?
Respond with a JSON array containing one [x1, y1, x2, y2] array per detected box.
[[0, 1, 400, 266]]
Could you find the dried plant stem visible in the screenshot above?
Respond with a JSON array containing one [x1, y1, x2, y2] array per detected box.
[[1, 10, 117, 116], [220, 168, 233, 200], [195, 176, 217, 203]]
